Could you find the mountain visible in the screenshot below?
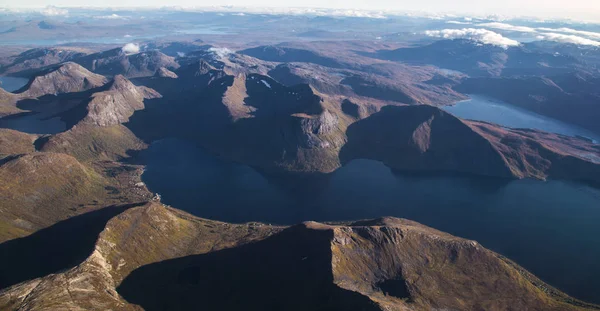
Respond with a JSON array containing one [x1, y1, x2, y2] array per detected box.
[[240, 45, 345, 68], [15, 62, 108, 98], [0, 152, 109, 242], [0, 47, 90, 76], [341, 105, 600, 182], [377, 39, 582, 77], [140, 41, 211, 57], [74, 48, 180, 78], [0, 202, 595, 311], [79, 75, 160, 127], [34, 75, 160, 161]]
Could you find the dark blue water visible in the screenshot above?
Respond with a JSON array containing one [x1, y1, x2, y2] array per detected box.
[[443, 94, 600, 143], [140, 138, 600, 303], [0, 77, 28, 92], [0, 112, 66, 134]]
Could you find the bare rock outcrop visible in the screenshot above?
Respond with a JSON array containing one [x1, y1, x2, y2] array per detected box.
[[18, 62, 108, 98], [81, 75, 160, 127]]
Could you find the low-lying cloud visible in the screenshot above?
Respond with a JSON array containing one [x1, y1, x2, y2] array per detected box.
[[536, 33, 600, 46], [208, 47, 233, 58], [537, 27, 600, 40], [122, 43, 140, 54], [437, 21, 600, 47], [40, 6, 68, 16], [447, 21, 472, 25], [477, 22, 537, 33], [95, 14, 128, 20], [425, 28, 519, 49]]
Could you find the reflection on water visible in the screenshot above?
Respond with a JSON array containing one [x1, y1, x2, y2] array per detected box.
[[0, 77, 28, 92], [140, 138, 600, 303], [443, 94, 600, 143]]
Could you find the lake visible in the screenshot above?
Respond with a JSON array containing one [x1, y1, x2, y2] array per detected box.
[[0, 112, 66, 134], [443, 94, 600, 143], [140, 138, 600, 304], [0, 77, 28, 92]]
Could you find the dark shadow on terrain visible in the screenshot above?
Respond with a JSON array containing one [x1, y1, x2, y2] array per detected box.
[[0, 202, 145, 289], [118, 225, 380, 311], [377, 279, 411, 299]]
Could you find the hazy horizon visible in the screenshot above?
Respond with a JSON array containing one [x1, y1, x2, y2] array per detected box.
[[2, 1, 600, 22]]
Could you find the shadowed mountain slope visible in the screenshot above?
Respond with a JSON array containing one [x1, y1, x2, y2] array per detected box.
[[341, 105, 600, 181], [0, 203, 596, 311]]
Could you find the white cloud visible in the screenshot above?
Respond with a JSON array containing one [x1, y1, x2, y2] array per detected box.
[[232, 12, 245, 16], [536, 33, 600, 46], [40, 6, 68, 16], [425, 28, 520, 49], [477, 22, 537, 33], [208, 47, 233, 58], [95, 13, 128, 19], [537, 27, 600, 40], [447, 21, 472, 25], [122, 43, 140, 54]]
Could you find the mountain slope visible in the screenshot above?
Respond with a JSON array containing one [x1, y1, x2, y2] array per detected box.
[[75, 48, 180, 78], [16, 62, 108, 98], [0, 47, 89, 76], [340, 104, 600, 181], [0, 202, 595, 311]]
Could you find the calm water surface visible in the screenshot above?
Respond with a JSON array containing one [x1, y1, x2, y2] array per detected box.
[[0, 77, 28, 92], [140, 138, 600, 304], [0, 112, 66, 134], [443, 94, 600, 143]]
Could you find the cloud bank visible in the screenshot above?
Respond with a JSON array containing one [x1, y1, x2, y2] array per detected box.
[[477, 22, 537, 33], [537, 27, 600, 40], [425, 28, 519, 49], [122, 43, 140, 54], [536, 33, 600, 46], [441, 21, 600, 47]]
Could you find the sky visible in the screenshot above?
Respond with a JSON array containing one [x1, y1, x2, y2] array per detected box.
[[2, 0, 600, 21]]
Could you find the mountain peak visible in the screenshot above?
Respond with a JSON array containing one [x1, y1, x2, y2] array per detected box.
[[18, 62, 108, 98]]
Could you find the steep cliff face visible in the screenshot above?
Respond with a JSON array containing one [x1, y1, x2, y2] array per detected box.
[[0, 203, 594, 311], [17, 62, 108, 98], [80, 75, 160, 127]]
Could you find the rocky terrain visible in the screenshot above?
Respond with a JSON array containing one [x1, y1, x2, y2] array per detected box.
[[0, 202, 596, 311], [1, 35, 600, 310], [74, 48, 180, 78], [0, 47, 91, 76], [15, 62, 108, 98]]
